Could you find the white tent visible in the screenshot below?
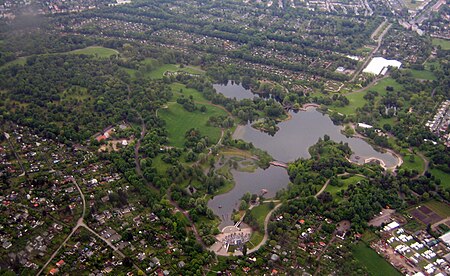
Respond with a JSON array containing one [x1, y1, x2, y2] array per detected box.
[[363, 57, 402, 75]]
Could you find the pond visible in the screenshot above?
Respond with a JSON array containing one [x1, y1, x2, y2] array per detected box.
[[209, 107, 399, 230], [234, 108, 398, 167], [207, 166, 289, 230], [213, 81, 256, 100]]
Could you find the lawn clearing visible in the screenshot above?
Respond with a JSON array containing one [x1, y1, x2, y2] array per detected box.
[[146, 63, 204, 79], [432, 38, 450, 50], [171, 83, 208, 102], [325, 175, 365, 199], [248, 231, 264, 249], [69, 46, 119, 58], [400, 153, 425, 174], [352, 242, 401, 276], [430, 168, 450, 189], [158, 102, 226, 147], [407, 69, 436, 81], [332, 78, 403, 115], [250, 203, 273, 229]]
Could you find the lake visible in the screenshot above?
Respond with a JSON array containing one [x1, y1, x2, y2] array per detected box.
[[209, 83, 399, 230], [234, 108, 398, 167], [208, 166, 289, 230], [213, 81, 256, 100]]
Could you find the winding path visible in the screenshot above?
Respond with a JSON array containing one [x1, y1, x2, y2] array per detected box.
[[248, 202, 283, 254], [37, 178, 143, 275]]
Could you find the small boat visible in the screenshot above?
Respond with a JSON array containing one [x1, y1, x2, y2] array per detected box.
[[218, 205, 222, 209]]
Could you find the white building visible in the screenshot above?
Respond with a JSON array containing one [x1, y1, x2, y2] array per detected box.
[[363, 57, 402, 75]]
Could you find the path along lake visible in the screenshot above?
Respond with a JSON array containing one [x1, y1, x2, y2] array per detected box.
[[209, 84, 399, 230]]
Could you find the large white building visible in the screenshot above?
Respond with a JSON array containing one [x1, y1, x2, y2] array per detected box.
[[363, 57, 402, 75]]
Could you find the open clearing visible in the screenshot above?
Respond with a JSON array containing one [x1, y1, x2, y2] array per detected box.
[[400, 153, 425, 173], [146, 62, 204, 79], [332, 78, 403, 115], [158, 102, 226, 147], [432, 38, 450, 50], [407, 69, 436, 80], [431, 168, 450, 189], [69, 46, 119, 58], [250, 203, 273, 229], [325, 175, 365, 200], [352, 242, 401, 276]]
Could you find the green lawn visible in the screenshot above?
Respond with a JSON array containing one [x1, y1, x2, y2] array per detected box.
[[332, 78, 403, 115], [69, 46, 119, 58], [250, 203, 273, 229], [400, 153, 425, 174], [325, 175, 365, 199], [424, 200, 450, 218], [432, 38, 450, 50], [407, 69, 436, 81], [352, 242, 401, 276], [158, 102, 226, 147], [171, 83, 208, 102], [248, 231, 264, 249], [146, 63, 204, 79], [431, 168, 450, 189]]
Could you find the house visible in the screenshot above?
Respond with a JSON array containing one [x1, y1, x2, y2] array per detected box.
[[56, 259, 65, 267], [177, 261, 185, 268], [270, 254, 280, 262], [49, 268, 59, 275]]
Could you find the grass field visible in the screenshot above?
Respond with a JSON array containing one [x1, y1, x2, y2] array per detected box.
[[69, 46, 119, 58], [332, 78, 403, 115], [431, 168, 450, 189], [432, 38, 450, 50], [146, 62, 204, 79], [424, 200, 450, 218], [352, 242, 401, 276], [407, 69, 436, 81], [158, 102, 226, 147], [325, 175, 365, 199], [171, 83, 208, 102], [250, 203, 273, 229], [248, 231, 264, 249], [400, 153, 425, 174]]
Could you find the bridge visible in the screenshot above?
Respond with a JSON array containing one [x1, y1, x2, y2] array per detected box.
[[269, 161, 288, 168]]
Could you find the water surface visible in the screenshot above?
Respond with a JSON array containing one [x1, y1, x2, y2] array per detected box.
[[234, 108, 398, 167], [208, 166, 289, 230], [213, 81, 256, 100]]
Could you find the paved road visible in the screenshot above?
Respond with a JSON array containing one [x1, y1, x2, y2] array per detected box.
[[350, 22, 392, 82]]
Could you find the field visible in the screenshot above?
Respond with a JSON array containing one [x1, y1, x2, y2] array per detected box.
[[146, 62, 204, 79], [250, 203, 273, 229], [407, 69, 436, 81], [171, 83, 208, 102], [400, 153, 425, 174], [158, 102, 226, 147], [332, 78, 403, 115], [430, 168, 450, 189], [432, 38, 450, 50], [69, 46, 119, 58], [409, 200, 450, 225], [324, 175, 365, 200], [424, 200, 450, 218], [352, 242, 401, 276]]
